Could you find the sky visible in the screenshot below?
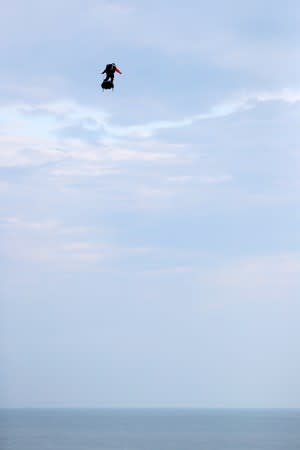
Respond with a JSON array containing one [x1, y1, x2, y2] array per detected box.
[[1, 0, 300, 409]]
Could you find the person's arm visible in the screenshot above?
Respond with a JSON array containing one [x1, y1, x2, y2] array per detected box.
[[115, 67, 122, 74]]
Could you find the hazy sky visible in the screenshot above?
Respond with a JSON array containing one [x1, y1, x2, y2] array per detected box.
[[1, 0, 300, 408]]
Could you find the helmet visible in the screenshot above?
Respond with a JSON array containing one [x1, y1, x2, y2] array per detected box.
[[112, 63, 116, 66]]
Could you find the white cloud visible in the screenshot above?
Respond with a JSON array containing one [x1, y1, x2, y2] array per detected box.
[[102, 2, 300, 80], [51, 165, 120, 178], [197, 175, 232, 185], [142, 252, 300, 301], [0, 88, 299, 213], [0, 216, 154, 270], [86, 88, 300, 138], [199, 253, 300, 302], [254, 89, 300, 103], [0, 216, 110, 268], [0, 181, 10, 192], [0, 137, 65, 167], [19, 101, 110, 128], [2, 0, 299, 88], [109, 148, 176, 162], [1, 87, 299, 158], [0, 0, 131, 49], [162, 174, 232, 189], [0, 217, 59, 231]]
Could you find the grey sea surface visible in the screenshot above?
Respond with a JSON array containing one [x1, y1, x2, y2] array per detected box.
[[0, 409, 299, 450]]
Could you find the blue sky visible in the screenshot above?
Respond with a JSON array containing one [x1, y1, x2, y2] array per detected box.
[[1, 0, 300, 408]]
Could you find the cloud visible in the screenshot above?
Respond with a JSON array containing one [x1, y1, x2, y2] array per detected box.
[[253, 89, 300, 103], [51, 165, 120, 178], [0, 0, 132, 49], [67, 88, 300, 138], [0, 181, 10, 192], [104, 1, 300, 80], [19, 101, 110, 127], [0, 216, 109, 269], [143, 252, 300, 302], [162, 174, 232, 188], [0, 101, 183, 172], [2, 0, 299, 95], [0, 217, 60, 231], [199, 253, 300, 302], [0, 87, 299, 213], [0, 216, 154, 270], [2, 87, 299, 146]]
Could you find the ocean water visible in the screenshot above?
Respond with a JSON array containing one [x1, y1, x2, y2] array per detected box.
[[0, 409, 299, 450]]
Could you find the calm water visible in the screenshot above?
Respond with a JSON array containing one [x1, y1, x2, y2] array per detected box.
[[0, 409, 299, 450]]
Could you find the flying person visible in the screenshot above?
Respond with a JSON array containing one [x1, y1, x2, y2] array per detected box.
[[101, 63, 122, 84]]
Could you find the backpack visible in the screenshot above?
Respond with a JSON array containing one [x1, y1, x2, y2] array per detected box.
[[101, 80, 114, 90]]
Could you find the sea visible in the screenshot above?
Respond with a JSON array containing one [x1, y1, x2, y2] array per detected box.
[[0, 409, 299, 450]]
